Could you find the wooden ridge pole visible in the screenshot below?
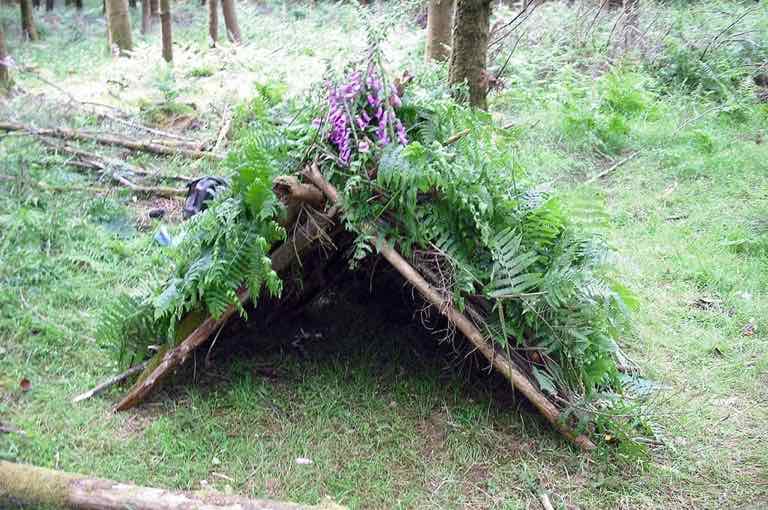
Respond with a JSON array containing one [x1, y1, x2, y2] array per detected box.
[[302, 165, 596, 451]]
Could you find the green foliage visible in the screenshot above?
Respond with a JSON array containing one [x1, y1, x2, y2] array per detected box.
[[560, 69, 655, 155]]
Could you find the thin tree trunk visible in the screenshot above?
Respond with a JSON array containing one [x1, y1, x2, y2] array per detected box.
[[425, 0, 453, 62], [622, 0, 639, 50], [208, 0, 218, 47], [45, 0, 53, 12], [0, 23, 10, 86], [0, 461, 342, 510], [150, 0, 159, 18], [106, 0, 133, 55], [20, 0, 39, 41], [160, 0, 172, 62], [221, 0, 241, 44], [32, 0, 40, 9], [141, 0, 150, 34], [448, 0, 491, 109]]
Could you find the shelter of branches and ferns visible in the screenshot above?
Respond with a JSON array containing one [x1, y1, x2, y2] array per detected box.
[[100, 45, 648, 451]]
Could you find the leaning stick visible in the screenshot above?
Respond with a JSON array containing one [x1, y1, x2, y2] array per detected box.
[[303, 168, 596, 451], [213, 107, 234, 153], [115, 181, 334, 411], [585, 151, 638, 184], [0, 461, 345, 510], [0, 122, 224, 160], [72, 361, 149, 403]]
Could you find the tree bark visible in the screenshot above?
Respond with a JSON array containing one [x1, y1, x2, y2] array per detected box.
[[140, 0, 150, 34], [448, 0, 491, 109], [0, 22, 9, 86], [425, 0, 453, 62], [208, 0, 219, 47], [160, 0, 172, 62], [622, 0, 639, 50], [0, 461, 345, 510], [149, 0, 159, 18], [221, 0, 241, 44], [106, 0, 133, 55], [19, 0, 39, 41]]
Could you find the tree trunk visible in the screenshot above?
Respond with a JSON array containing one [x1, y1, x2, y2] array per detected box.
[[150, 0, 159, 18], [0, 461, 344, 510], [425, 0, 453, 62], [221, 0, 241, 44], [32, 0, 40, 9], [448, 0, 491, 109], [140, 0, 150, 34], [160, 0, 172, 62], [106, 0, 133, 55], [19, 0, 39, 41], [75, 0, 82, 10], [0, 23, 10, 86], [208, 0, 218, 47], [622, 0, 639, 50], [45, 0, 53, 12]]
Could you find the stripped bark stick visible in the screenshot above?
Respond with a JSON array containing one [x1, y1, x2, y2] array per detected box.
[[302, 170, 596, 451], [0, 122, 223, 160], [72, 361, 150, 403]]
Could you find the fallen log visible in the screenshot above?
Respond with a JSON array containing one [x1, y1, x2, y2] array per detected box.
[[302, 167, 596, 451], [0, 121, 224, 160], [115, 196, 339, 411], [0, 461, 345, 510]]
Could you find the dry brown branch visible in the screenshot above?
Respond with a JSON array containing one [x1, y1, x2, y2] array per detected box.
[[585, 151, 639, 184], [0, 461, 345, 510], [115, 205, 339, 411], [302, 170, 596, 451], [72, 361, 150, 403], [213, 107, 234, 153], [0, 121, 223, 160]]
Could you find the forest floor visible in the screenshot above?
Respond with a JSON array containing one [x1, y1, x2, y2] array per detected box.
[[1, 1, 768, 509]]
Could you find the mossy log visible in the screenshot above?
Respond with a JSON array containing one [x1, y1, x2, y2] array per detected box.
[[0, 460, 345, 510]]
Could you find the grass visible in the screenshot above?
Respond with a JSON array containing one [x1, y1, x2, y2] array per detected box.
[[2, 0, 768, 508]]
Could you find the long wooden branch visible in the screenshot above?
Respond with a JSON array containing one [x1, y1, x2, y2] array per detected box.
[[0, 461, 345, 510], [302, 168, 596, 451], [0, 121, 223, 160], [115, 199, 339, 411]]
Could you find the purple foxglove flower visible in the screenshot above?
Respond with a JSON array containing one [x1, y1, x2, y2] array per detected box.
[[395, 119, 408, 145]]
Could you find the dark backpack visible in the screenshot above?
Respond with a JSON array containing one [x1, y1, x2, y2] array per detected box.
[[182, 177, 228, 219]]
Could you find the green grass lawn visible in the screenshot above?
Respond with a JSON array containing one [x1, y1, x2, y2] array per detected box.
[[1, 0, 768, 508]]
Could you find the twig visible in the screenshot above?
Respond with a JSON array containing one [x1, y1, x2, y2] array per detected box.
[[213, 107, 234, 153], [0, 424, 26, 435], [700, 7, 757, 61], [0, 122, 224, 160], [585, 151, 639, 184], [72, 361, 150, 403], [539, 493, 555, 510]]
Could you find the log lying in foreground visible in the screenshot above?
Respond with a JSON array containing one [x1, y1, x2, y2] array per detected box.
[[302, 166, 596, 451], [0, 122, 223, 160], [0, 461, 345, 510], [115, 186, 337, 411]]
